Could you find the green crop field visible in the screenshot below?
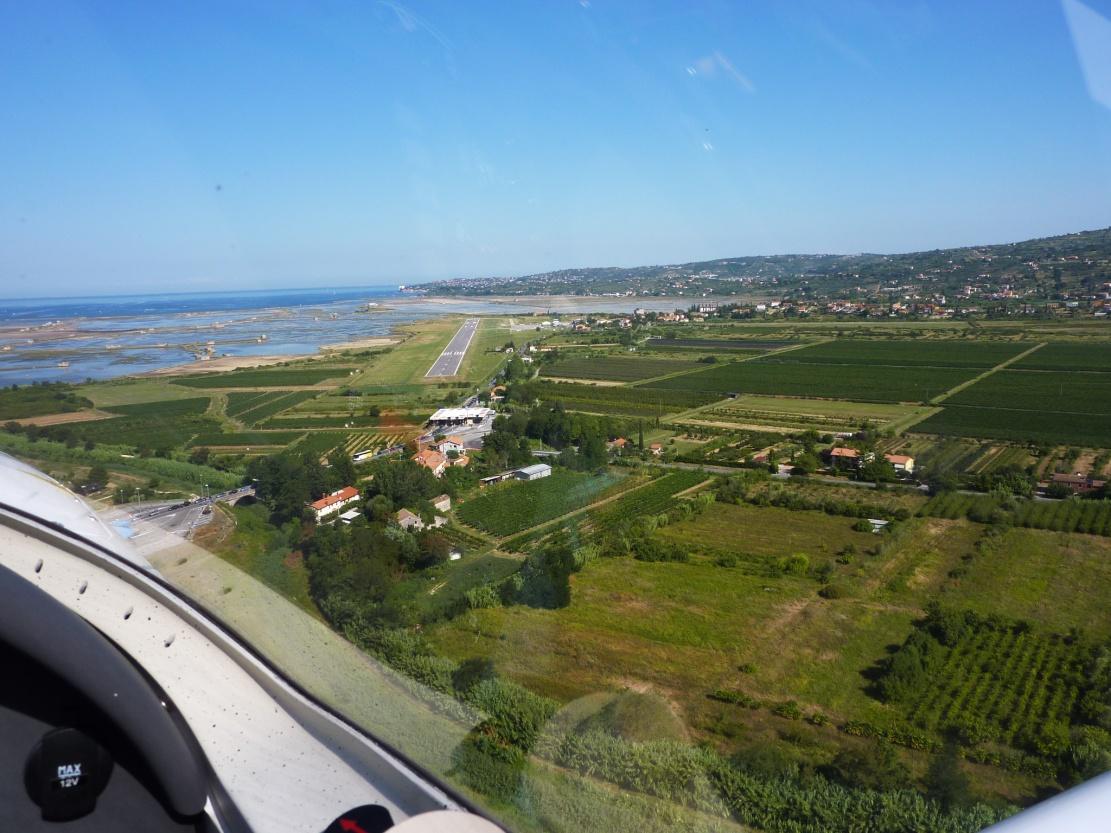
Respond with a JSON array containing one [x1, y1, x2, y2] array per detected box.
[[456, 470, 624, 537], [915, 369, 1111, 446], [944, 369, 1111, 413], [232, 391, 320, 425], [534, 381, 718, 416], [0, 383, 92, 420], [759, 340, 1028, 369], [429, 509, 1111, 799], [1011, 342, 1111, 372], [923, 491, 1111, 537], [172, 367, 355, 388], [698, 395, 927, 431], [587, 470, 709, 531], [80, 378, 207, 408], [102, 397, 211, 418], [885, 618, 1092, 752], [341, 430, 412, 456], [657, 501, 877, 567], [543, 356, 702, 382], [189, 430, 307, 448], [643, 361, 974, 404], [47, 397, 218, 449]]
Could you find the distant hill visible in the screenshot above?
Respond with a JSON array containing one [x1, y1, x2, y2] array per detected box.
[[415, 226, 1111, 300]]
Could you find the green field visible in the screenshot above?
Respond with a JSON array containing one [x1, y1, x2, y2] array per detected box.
[[81, 378, 210, 407], [916, 369, 1111, 446], [385, 552, 524, 623], [228, 390, 320, 425], [760, 340, 1028, 369], [543, 356, 702, 382], [172, 367, 354, 388], [457, 470, 624, 537], [534, 381, 719, 416], [1010, 342, 1111, 372], [657, 501, 877, 567], [55, 397, 217, 449], [430, 507, 1111, 799], [697, 395, 928, 431], [0, 383, 92, 420], [885, 615, 1091, 753], [190, 430, 307, 447], [643, 360, 974, 404]]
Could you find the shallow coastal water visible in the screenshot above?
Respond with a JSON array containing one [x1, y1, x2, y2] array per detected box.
[[0, 287, 683, 385]]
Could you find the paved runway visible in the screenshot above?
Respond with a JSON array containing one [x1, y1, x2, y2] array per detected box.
[[425, 318, 480, 377]]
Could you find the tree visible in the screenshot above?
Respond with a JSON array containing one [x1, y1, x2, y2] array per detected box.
[[821, 742, 911, 791], [417, 531, 452, 568], [366, 460, 440, 509], [925, 744, 971, 811], [326, 449, 357, 490], [637, 421, 644, 451], [189, 446, 211, 465], [793, 452, 819, 474], [86, 464, 109, 486]]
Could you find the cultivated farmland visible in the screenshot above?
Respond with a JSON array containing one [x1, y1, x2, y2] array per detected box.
[[916, 369, 1111, 446], [643, 361, 974, 403], [759, 340, 1028, 368], [1010, 342, 1111, 372], [190, 430, 307, 448], [457, 470, 624, 537], [534, 381, 718, 416], [587, 470, 709, 531], [542, 355, 701, 382], [172, 367, 355, 388], [66, 397, 217, 449]]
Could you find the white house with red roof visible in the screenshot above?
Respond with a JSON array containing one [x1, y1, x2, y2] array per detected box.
[[307, 486, 360, 523]]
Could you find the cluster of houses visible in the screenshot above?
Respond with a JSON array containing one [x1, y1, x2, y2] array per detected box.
[[307, 487, 463, 560], [607, 437, 663, 456], [412, 434, 472, 478]]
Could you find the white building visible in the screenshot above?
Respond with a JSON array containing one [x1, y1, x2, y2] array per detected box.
[[396, 509, 423, 531], [427, 407, 495, 428], [307, 487, 360, 523], [515, 463, 552, 481]]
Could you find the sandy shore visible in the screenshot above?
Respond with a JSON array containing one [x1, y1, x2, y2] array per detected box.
[[141, 354, 300, 377], [138, 334, 401, 378], [319, 335, 399, 352]]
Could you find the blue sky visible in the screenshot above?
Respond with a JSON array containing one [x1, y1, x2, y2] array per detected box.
[[2, 0, 1110, 296]]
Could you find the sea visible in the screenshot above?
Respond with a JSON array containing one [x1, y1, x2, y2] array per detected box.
[[0, 286, 678, 386]]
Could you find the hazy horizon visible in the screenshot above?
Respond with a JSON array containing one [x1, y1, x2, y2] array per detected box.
[[3, 1, 1110, 296]]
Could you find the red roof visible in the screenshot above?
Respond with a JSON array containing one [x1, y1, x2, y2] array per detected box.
[[309, 486, 359, 511], [413, 449, 446, 470], [830, 447, 859, 458], [885, 454, 913, 465]]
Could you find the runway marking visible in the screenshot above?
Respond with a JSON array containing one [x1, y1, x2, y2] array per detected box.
[[425, 318, 481, 378]]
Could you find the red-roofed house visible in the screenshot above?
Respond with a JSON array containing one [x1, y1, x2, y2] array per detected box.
[[413, 448, 447, 477], [308, 486, 360, 523], [649, 442, 663, 456], [884, 454, 915, 474]]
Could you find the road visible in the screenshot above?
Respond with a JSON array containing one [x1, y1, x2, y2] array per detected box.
[[425, 318, 480, 377]]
